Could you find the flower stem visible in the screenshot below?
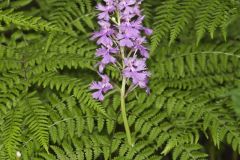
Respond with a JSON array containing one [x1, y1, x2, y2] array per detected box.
[[116, 9, 133, 146], [121, 76, 133, 146]]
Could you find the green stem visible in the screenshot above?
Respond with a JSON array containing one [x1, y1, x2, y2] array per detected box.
[[121, 76, 133, 146], [116, 9, 133, 147]]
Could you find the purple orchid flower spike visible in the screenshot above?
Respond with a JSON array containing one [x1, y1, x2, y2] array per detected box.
[[90, 0, 152, 101], [90, 0, 153, 147]]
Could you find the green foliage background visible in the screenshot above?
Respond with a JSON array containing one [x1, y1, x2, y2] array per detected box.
[[0, 0, 240, 159]]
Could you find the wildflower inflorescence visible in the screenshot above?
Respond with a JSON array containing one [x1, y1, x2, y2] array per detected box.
[[90, 0, 152, 101]]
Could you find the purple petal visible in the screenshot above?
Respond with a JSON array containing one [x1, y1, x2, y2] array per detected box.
[[146, 87, 150, 95], [97, 36, 113, 46], [139, 47, 149, 58], [92, 90, 104, 101], [127, 0, 136, 5], [96, 4, 106, 11], [91, 32, 101, 40], [143, 28, 153, 35], [98, 63, 105, 72], [98, 12, 110, 20], [96, 47, 107, 57], [102, 83, 113, 93], [98, 21, 111, 28], [90, 82, 102, 90], [119, 38, 134, 47], [99, 74, 110, 82], [101, 53, 116, 64]]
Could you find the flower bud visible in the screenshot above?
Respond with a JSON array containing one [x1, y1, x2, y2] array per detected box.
[[16, 151, 21, 158], [111, 17, 118, 24]]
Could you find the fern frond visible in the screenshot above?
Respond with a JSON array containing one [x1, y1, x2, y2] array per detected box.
[[142, 0, 154, 27], [173, 144, 208, 160], [1, 99, 24, 159], [24, 93, 49, 152], [169, 0, 201, 45], [0, 9, 65, 33], [45, 0, 95, 34], [0, 45, 22, 71], [202, 103, 240, 151], [151, 0, 178, 52], [151, 43, 240, 89], [31, 72, 107, 116], [25, 35, 96, 75], [151, 0, 239, 49]]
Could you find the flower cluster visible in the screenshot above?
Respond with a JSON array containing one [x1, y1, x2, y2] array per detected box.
[[90, 0, 152, 101], [90, 74, 113, 101], [123, 56, 150, 89]]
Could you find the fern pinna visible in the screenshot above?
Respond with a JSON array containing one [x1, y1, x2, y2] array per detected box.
[[0, 0, 240, 160]]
